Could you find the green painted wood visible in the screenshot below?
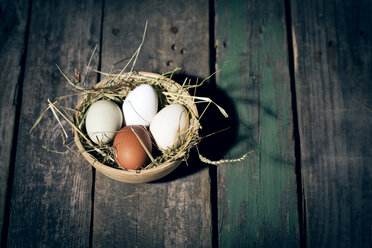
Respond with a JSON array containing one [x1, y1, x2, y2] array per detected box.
[[0, 0, 29, 244], [214, 0, 300, 246], [291, 0, 372, 247], [92, 0, 212, 247], [6, 0, 101, 246]]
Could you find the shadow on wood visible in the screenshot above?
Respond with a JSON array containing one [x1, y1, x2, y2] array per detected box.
[[151, 73, 241, 183]]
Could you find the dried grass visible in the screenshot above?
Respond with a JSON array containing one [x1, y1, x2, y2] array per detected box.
[[30, 21, 251, 176]]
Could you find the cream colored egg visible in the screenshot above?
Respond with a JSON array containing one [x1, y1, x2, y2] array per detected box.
[[122, 84, 158, 126], [149, 104, 189, 150], [85, 100, 123, 144]]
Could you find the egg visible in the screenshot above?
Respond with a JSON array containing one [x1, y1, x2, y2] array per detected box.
[[113, 125, 153, 170], [85, 100, 123, 144], [149, 104, 189, 150], [122, 84, 158, 126]]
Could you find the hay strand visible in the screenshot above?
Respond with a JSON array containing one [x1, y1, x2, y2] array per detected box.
[[197, 148, 254, 165]]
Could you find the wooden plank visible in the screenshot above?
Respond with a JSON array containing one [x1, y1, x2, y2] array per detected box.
[[290, 0, 372, 247], [214, 0, 300, 246], [6, 0, 102, 246], [0, 0, 30, 244], [92, 0, 211, 247]]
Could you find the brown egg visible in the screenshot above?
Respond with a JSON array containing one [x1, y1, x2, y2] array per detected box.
[[113, 125, 152, 170]]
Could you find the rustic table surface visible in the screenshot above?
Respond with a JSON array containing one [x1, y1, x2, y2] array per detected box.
[[1, 0, 371, 247]]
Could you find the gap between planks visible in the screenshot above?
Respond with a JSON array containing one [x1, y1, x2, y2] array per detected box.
[[284, 0, 306, 247]]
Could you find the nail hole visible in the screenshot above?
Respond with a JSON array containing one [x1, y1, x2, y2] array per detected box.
[[88, 39, 94, 47], [166, 60, 174, 66], [180, 48, 187, 55], [328, 40, 334, 47], [112, 28, 120, 35], [360, 30, 368, 39], [170, 26, 178, 34], [171, 44, 177, 51], [223, 41, 228, 48]]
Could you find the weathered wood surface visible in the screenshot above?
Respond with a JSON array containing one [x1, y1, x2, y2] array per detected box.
[[6, 0, 101, 246], [291, 0, 372, 247], [214, 0, 300, 246], [0, 0, 29, 244], [92, 0, 211, 247], [1, 0, 372, 247]]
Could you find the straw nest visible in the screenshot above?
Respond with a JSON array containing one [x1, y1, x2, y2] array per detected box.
[[31, 22, 252, 183], [72, 71, 202, 183], [31, 68, 252, 183], [31, 68, 251, 183]]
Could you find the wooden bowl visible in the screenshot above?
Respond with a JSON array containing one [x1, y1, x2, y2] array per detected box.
[[73, 72, 199, 183]]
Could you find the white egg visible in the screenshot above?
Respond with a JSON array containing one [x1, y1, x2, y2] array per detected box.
[[85, 100, 123, 144], [122, 84, 158, 126], [150, 104, 189, 150]]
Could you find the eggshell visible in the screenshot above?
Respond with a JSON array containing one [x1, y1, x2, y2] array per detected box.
[[149, 104, 189, 150], [85, 100, 123, 144], [122, 84, 158, 126], [113, 125, 153, 170]]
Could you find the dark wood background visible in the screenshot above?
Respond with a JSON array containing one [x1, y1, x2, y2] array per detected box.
[[0, 0, 371, 247]]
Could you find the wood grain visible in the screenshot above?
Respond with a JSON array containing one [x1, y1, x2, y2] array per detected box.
[[214, 0, 300, 246], [6, 0, 101, 246], [92, 0, 212, 247], [291, 0, 372, 247], [0, 0, 29, 244]]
